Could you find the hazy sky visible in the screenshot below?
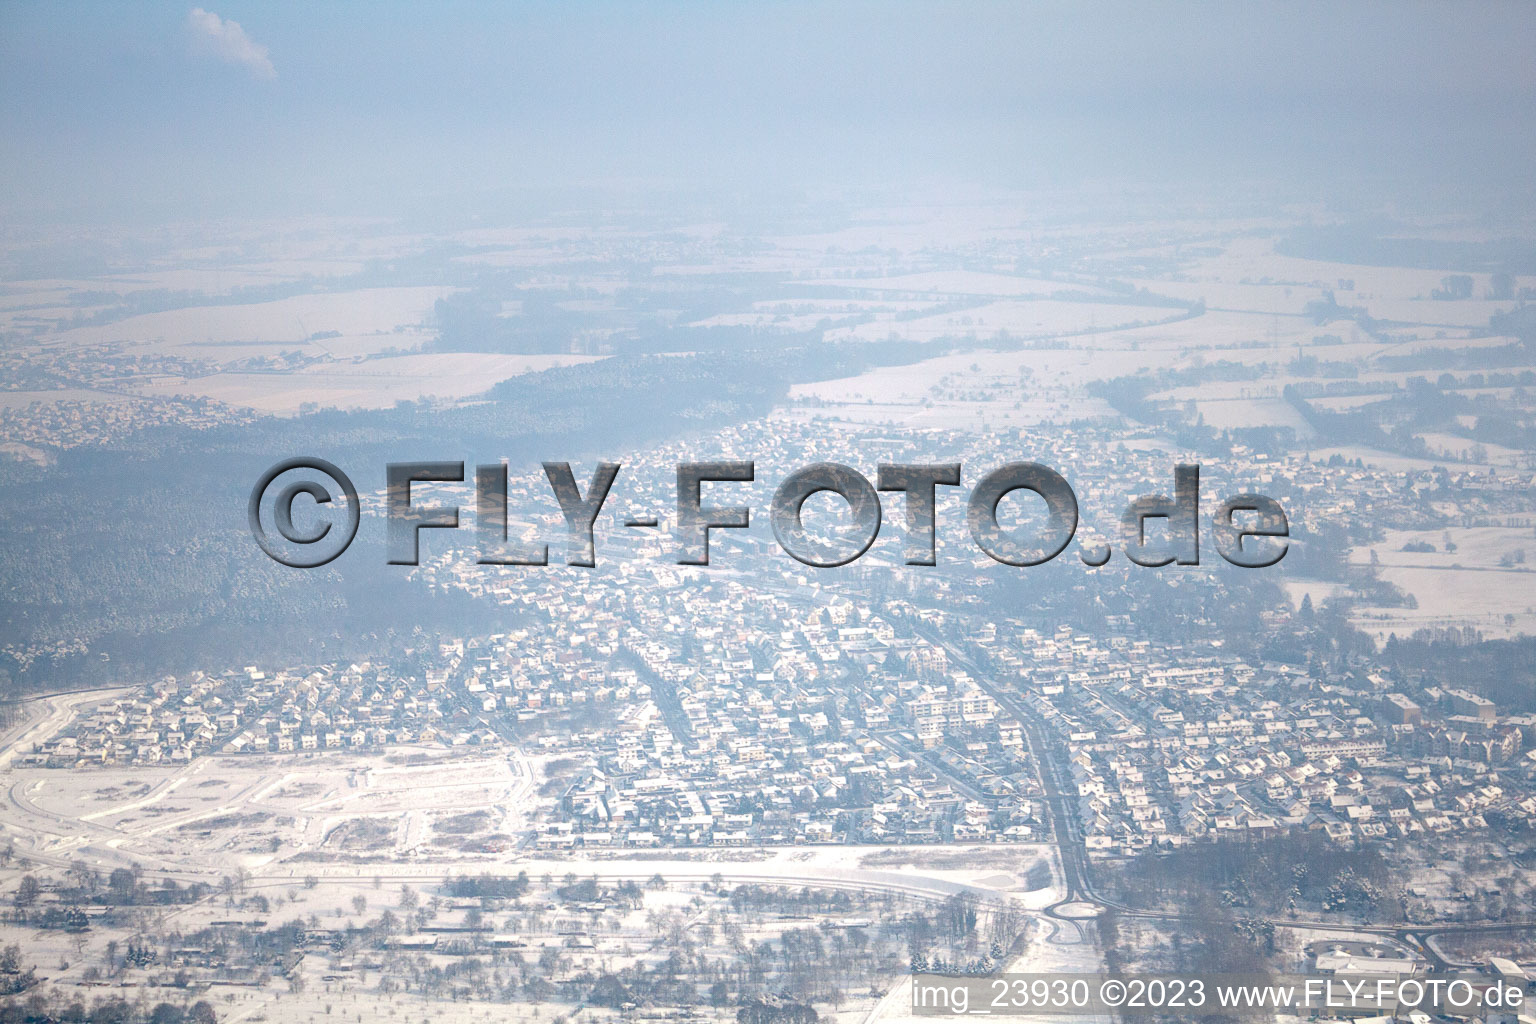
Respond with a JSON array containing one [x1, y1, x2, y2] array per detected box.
[[2, 1, 1533, 221]]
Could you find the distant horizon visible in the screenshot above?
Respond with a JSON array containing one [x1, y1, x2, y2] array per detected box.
[[4, 1, 1535, 223]]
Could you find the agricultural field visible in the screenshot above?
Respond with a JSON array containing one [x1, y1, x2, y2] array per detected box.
[[136, 352, 603, 414], [1349, 526, 1536, 639]]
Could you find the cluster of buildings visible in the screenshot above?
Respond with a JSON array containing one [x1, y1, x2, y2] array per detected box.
[[438, 570, 1041, 848], [19, 416, 1536, 871], [0, 393, 246, 455], [20, 662, 489, 767], [1001, 626, 1536, 856], [0, 331, 253, 454]]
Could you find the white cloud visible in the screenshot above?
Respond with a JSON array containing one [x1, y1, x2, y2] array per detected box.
[[187, 7, 276, 80]]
